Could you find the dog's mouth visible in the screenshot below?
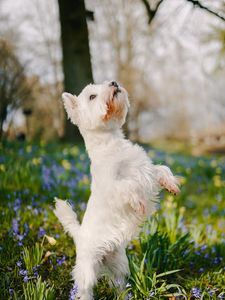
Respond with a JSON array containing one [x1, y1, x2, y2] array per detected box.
[[110, 87, 121, 101]]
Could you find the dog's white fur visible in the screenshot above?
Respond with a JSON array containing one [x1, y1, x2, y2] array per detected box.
[[54, 81, 179, 300]]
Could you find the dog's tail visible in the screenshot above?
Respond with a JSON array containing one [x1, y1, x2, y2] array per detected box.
[[54, 197, 80, 243]]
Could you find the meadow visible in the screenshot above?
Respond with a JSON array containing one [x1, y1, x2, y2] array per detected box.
[[0, 141, 224, 300]]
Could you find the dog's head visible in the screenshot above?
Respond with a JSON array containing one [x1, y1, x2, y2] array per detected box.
[[62, 81, 130, 131]]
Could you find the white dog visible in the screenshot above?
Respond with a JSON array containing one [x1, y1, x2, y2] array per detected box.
[[54, 81, 180, 300]]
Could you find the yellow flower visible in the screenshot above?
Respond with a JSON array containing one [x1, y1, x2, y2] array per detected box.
[[210, 160, 217, 168], [0, 164, 5, 172], [32, 157, 42, 165], [213, 175, 223, 188], [165, 195, 177, 208], [26, 145, 32, 153], [62, 159, 71, 170], [70, 146, 79, 156], [45, 235, 57, 245], [179, 176, 186, 185], [179, 207, 186, 215]]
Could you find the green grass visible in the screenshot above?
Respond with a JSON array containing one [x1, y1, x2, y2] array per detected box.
[[0, 141, 224, 299]]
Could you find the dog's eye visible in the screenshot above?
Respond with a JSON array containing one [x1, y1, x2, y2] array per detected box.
[[89, 94, 97, 101]]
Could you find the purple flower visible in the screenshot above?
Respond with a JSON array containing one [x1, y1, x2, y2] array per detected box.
[[13, 198, 21, 212], [32, 266, 39, 278], [16, 261, 22, 268], [38, 227, 46, 238], [208, 288, 216, 297], [69, 284, 78, 300], [57, 255, 66, 266], [23, 275, 29, 283], [24, 223, 29, 234], [127, 292, 132, 299], [17, 234, 24, 241], [191, 287, 201, 299], [218, 294, 225, 299], [33, 271, 38, 278], [199, 267, 204, 273], [12, 219, 19, 235], [9, 288, 14, 295], [19, 269, 28, 276], [200, 245, 207, 251]]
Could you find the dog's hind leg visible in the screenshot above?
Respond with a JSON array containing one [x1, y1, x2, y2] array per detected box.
[[104, 246, 130, 292], [72, 255, 99, 300]]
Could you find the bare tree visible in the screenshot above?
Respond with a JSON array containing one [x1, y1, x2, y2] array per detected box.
[[20, 0, 64, 138], [87, 0, 161, 140], [141, 0, 225, 24], [0, 40, 32, 139]]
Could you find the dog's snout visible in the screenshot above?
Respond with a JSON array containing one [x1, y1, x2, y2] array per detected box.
[[109, 81, 119, 88]]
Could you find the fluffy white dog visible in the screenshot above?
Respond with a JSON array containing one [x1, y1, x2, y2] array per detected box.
[[54, 81, 180, 300]]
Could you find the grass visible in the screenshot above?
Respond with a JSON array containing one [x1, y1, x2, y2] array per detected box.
[[0, 140, 224, 299]]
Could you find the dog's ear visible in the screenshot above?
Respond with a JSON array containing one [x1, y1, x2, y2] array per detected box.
[[62, 93, 78, 123], [62, 93, 77, 109]]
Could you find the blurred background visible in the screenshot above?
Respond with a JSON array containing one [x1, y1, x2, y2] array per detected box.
[[0, 0, 225, 154]]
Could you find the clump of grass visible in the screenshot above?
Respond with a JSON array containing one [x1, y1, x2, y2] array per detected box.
[[23, 277, 55, 300]]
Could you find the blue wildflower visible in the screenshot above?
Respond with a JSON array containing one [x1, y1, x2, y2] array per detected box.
[[69, 284, 78, 300], [207, 288, 216, 297], [200, 245, 207, 251], [33, 266, 39, 278], [9, 288, 14, 295], [38, 227, 46, 238], [13, 198, 21, 212], [57, 255, 66, 266], [24, 223, 29, 234], [19, 269, 28, 276], [12, 219, 19, 235], [149, 291, 155, 296], [191, 287, 201, 299], [16, 261, 22, 268]]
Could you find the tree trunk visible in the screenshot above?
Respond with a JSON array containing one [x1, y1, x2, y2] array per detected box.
[[58, 0, 93, 142]]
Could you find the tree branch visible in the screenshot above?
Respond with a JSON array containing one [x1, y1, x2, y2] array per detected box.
[[186, 0, 225, 22], [140, 0, 164, 24]]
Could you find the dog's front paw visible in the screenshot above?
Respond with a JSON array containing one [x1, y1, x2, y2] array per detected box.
[[159, 177, 180, 195]]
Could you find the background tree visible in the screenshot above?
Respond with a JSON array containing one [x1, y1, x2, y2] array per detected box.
[[58, 0, 93, 142], [0, 40, 32, 139]]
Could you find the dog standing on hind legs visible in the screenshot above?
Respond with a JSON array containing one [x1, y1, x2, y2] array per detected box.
[[54, 81, 180, 300]]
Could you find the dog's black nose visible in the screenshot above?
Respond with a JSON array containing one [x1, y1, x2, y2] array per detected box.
[[109, 81, 119, 88]]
